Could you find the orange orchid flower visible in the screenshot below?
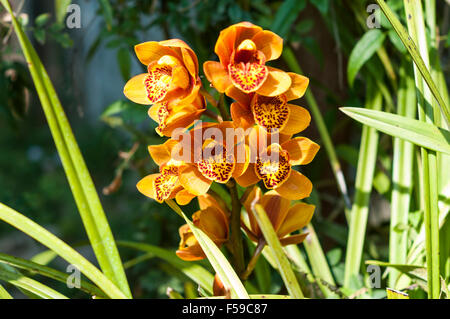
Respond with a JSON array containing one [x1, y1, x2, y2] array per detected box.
[[176, 194, 229, 261], [136, 139, 197, 205], [235, 127, 320, 200], [203, 22, 292, 96], [242, 187, 314, 246], [174, 121, 250, 197], [123, 39, 206, 136], [227, 73, 311, 135]]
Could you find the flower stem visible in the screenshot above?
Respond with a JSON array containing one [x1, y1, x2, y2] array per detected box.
[[241, 239, 265, 280], [226, 179, 245, 276]]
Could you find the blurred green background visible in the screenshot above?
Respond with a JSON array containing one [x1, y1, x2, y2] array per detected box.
[[0, 0, 448, 298]]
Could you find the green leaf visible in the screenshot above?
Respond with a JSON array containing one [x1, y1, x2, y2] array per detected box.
[[117, 241, 214, 296], [0, 203, 127, 299], [271, 0, 307, 38], [35, 13, 51, 28], [340, 107, 450, 155], [0, 264, 67, 299], [0, 252, 106, 298], [54, 0, 72, 24], [347, 29, 386, 86], [252, 204, 304, 299], [375, 0, 450, 126], [166, 200, 249, 299], [0, 0, 131, 298]]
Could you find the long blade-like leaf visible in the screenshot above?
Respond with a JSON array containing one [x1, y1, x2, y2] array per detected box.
[[0, 0, 131, 297], [166, 200, 249, 299], [117, 241, 214, 295], [340, 108, 450, 155], [0, 203, 127, 299], [0, 253, 106, 298], [0, 264, 67, 299], [252, 204, 304, 299]]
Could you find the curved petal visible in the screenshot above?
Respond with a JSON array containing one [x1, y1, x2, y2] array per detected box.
[[123, 74, 151, 105], [136, 174, 158, 200], [284, 73, 309, 101], [230, 102, 254, 130], [277, 203, 315, 238], [162, 108, 205, 137], [203, 61, 233, 93], [159, 39, 199, 74], [282, 137, 320, 166], [193, 207, 229, 242], [148, 139, 179, 166], [256, 67, 292, 97], [179, 165, 212, 196], [215, 25, 237, 66], [134, 41, 178, 66], [281, 105, 311, 135], [175, 189, 196, 206], [235, 163, 260, 187], [280, 233, 308, 246], [274, 170, 312, 200], [233, 143, 250, 178], [252, 30, 283, 61], [225, 86, 253, 106], [260, 190, 291, 232], [198, 194, 228, 218]]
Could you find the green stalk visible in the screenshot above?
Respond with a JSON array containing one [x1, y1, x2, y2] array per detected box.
[[303, 224, 338, 298], [403, 0, 440, 298], [283, 47, 351, 211], [388, 63, 416, 288], [343, 80, 382, 289], [0, 0, 131, 297]]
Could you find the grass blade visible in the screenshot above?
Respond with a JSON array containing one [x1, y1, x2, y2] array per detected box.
[[340, 108, 450, 155], [0, 264, 67, 299], [375, 0, 450, 126], [166, 200, 249, 299], [403, 0, 441, 298], [252, 204, 304, 299], [343, 83, 382, 289], [303, 224, 338, 298], [0, 202, 128, 299], [389, 65, 416, 287], [0, 0, 131, 297], [0, 253, 106, 298], [117, 241, 214, 295]]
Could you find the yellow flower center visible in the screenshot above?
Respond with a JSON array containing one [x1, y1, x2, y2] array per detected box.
[[154, 164, 179, 203], [251, 94, 289, 131], [255, 144, 291, 189]]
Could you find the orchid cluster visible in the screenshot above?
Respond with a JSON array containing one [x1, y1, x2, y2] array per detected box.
[[123, 22, 319, 266]]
